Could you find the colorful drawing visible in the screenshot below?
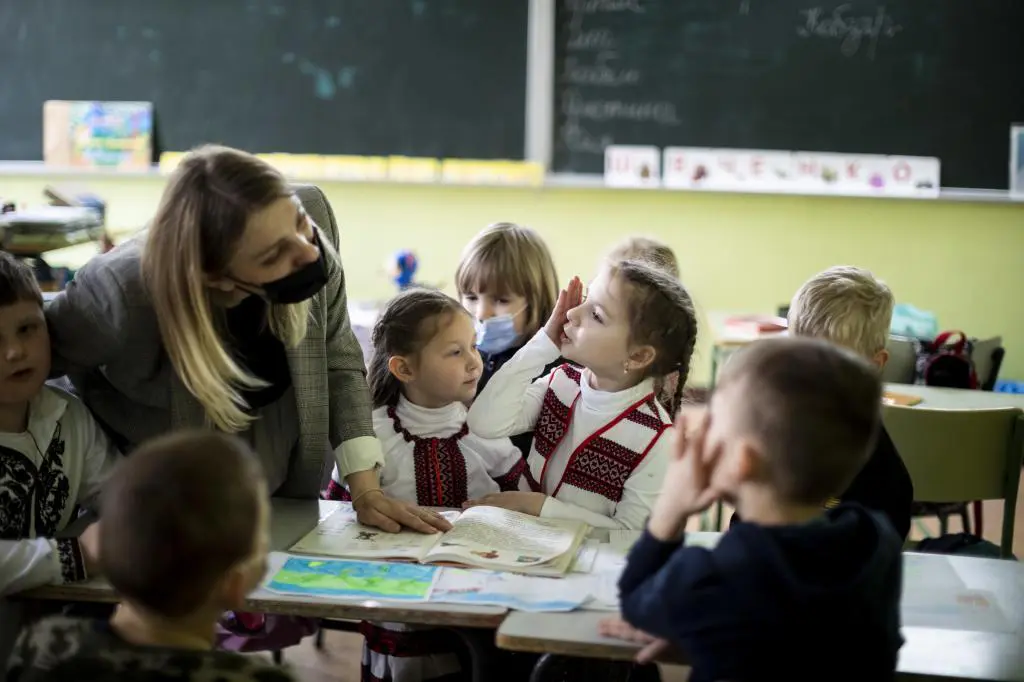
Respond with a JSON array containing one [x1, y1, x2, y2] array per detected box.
[[470, 550, 500, 560], [356, 531, 379, 541], [821, 167, 838, 183], [693, 165, 708, 182], [68, 101, 152, 170], [869, 173, 885, 188], [267, 558, 437, 601]]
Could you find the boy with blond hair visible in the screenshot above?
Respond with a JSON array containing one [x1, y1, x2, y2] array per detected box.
[[730, 265, 913, 539], [785, 265, 913, 539]]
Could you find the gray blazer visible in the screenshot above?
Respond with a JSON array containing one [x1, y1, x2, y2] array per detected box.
[[44, 185, 374, 497]]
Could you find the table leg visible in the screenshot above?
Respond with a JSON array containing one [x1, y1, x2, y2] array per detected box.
[[449, 627, 507, 682], [528, 653, 559, 682]]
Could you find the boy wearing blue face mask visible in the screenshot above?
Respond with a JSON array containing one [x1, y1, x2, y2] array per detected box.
[[455, 223, 565, 458]]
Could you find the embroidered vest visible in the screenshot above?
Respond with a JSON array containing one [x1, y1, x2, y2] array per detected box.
[[386, 405, 471, 508], [527, 364, 670, 503]]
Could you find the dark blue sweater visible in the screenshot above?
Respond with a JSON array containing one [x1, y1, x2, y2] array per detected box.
[[619, 504, 904, 682]]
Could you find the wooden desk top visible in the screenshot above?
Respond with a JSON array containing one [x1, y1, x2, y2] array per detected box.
[[22, 498, 506, 629], [884, 384, 1024, 411], [497, 553, 1024, 681]]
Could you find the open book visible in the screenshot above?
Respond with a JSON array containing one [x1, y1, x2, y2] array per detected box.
[[289, 505, 588, 577]]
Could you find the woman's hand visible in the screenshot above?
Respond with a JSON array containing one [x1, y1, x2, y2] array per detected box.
[[462, 491, 548, 516], [544, 277, 584, 347], [354, 491, 452, 534]]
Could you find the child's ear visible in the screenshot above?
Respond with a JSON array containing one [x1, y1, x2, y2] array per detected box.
[[205, 274, 237, 293], [872, 348, 890, 369], [217, 566, 251, 611], [387, 355, 416, 384], [628, 344, 656, 373]]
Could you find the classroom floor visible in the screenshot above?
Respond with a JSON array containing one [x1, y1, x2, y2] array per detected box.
[[267, 475, 1023, 682]]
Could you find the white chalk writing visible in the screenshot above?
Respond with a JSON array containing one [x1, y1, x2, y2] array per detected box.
[[564, 91, 680, 124], [796, 5, 902, 59], [563, 52, 641, 86], [565, 0, 645, 14]]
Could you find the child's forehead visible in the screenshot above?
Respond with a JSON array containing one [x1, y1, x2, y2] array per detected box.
[[426, 310, 474, 343], [0, 299, 44, 321]]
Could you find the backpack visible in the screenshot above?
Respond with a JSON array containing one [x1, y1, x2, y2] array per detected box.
[[916, 533, 1015, 560], [916, 331, 977, 389]]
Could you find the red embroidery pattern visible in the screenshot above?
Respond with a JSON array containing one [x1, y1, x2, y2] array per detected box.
[[562, 433, 655, 503], [626, 403, 664, 432], [492, 458, 526, 491], [389, 407, 470, 508], [322, 479, 351, 502], [523, 465, 542, 493], [533, 390, 571, 459], [359, 621, 460, 658], [562, 364, 582, 384]]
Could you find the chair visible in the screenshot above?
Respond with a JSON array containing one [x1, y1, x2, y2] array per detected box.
[[882, 405, 1024, 558], [883, 336, 917, 384], [970, 336, 1004, 391]]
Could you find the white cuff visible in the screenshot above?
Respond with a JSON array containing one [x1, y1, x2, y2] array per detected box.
[[334, 435, 384, 480]]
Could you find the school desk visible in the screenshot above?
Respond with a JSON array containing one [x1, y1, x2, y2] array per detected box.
[[496, 551, 1024, 682], [22, 498, 506, 629]]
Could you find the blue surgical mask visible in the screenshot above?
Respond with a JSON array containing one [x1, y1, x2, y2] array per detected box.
[[475, 312, 522, 355]]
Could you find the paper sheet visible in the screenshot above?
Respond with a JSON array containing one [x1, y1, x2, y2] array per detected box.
[[266, 557, 438, 601], [429, 567, 593, 612], [903, 589, 1015, 633], [571, 540, 600, 574]]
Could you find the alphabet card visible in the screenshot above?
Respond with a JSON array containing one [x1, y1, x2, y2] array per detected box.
[[604, 145, 660, 188], [661, 147, 939, 198]]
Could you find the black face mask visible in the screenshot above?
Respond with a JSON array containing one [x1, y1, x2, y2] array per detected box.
[[238, 235, 328, 305]]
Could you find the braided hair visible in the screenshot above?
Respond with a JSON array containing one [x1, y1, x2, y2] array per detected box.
[[367, 288, 469, 408], [610, 259, 698, 419]]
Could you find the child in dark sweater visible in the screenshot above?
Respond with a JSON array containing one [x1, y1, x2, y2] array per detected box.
[[602, 338, 904, 682], [7, 431, 296, 682], [455, 222, 563, 458], [731, 265, 914, 539]]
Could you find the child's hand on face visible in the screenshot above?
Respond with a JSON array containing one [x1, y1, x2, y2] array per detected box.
[[648, 409, 722, 542], [462, 491, 548, 516], [544, 276, 584, 347]]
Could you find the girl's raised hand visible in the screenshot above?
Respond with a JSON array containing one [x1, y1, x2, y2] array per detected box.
[[544, 276, 583, 346]]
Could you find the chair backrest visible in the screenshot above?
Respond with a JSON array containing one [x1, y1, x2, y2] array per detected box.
[[882, 404, 1023, 557], [883, 336, 917, 384], [970, 336, 1004, 391]]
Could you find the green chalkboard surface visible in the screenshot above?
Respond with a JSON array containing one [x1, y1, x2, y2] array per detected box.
[[0, 0, 528, 161], [554, 0, 1024, 189]]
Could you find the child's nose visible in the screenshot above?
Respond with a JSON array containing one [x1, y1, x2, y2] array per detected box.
[[4, 341, 25, 362], [477, 301, 494, 320], [566, 304, 582, 325]]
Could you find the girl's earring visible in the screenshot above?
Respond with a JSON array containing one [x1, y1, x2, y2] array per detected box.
[[623, 361, 630, 374]]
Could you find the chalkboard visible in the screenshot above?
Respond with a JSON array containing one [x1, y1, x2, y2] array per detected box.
[[554, 0, 1024, 190], [0, 0, 527, 161]]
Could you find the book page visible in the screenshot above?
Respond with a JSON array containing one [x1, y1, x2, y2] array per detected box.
[[424, 506, 583, 567], [289, 507, 459, 561], [267, 557, 438, 602]]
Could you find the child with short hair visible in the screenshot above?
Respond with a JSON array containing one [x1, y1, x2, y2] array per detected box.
[[455, 223, 567, 461], [327, 288, 525, 682], [605, 235, 679, 278], [466, 259, 698, 529], [605, 236, 682, 416], [605, 337, 903, 682], [6, 430, 295, 681], [0, 252, 119, 662], [733, 265, 913, 539]]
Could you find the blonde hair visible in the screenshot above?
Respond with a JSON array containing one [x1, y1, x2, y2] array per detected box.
[[606, 236, 679, 278], [142, 145, 313, 432], [788, 266, 894, 358], [455, 222, 558, 337]]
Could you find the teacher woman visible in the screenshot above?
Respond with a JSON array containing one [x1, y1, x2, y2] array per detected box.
[[45, 144, 448, 535]]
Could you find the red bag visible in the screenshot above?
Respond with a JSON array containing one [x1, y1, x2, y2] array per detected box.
[[916, 331, 977, 389]]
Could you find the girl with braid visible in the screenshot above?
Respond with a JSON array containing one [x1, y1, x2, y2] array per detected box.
[[466, 260, 698, 530]]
